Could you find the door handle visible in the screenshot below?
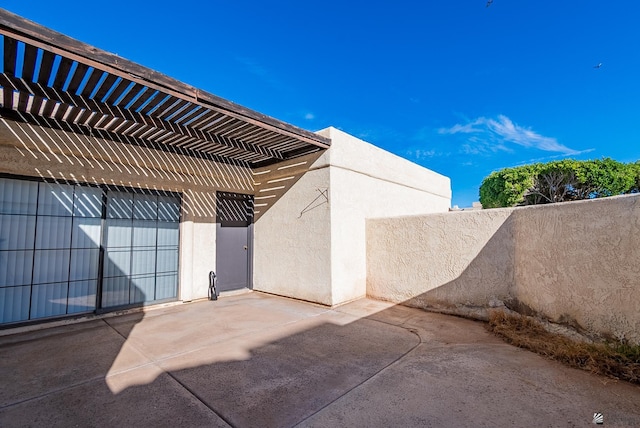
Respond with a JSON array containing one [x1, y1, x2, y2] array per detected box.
[[243, 245, 248, 250]]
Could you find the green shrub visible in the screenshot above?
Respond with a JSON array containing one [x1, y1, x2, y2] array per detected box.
[[480, 158, 639, 208]]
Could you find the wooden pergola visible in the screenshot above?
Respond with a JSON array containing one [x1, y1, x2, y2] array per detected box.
[[0, 9, 330, 168]]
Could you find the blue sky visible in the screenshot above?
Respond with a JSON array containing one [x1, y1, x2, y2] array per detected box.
[[4, 1, 640, 207]]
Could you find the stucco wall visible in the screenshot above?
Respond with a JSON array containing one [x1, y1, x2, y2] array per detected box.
[[513, 195, 640, 343], [0, 116, 252, 303], [254, 127, 451, 306], [367, 208, 514, 318], [367, 194, 640, 344], [252, 164, 333, 305], [323, 128, 451, 305], [179, 217, 217, 302]]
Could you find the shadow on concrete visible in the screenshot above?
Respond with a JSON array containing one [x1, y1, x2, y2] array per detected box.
[[2, 294, 640, 427]]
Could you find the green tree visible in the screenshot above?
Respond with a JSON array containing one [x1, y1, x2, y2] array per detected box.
[[575, 158, 635, 198], [628, 161, 640, 193], [479, 158, 639, 208], [479, 163, 540, 208], [523, 159, 581, 204]]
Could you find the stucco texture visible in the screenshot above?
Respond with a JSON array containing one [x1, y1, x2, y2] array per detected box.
[[513, 195, 640, 343], [0, 116, 252, 302], [326, 129, 451, 305], [252, 165, 333, 305], [254, 127, 451, 306], [367, 194, 640, 344], [367, 209, 515, 319]]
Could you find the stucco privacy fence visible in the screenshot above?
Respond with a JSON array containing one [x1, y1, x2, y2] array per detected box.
[[253, 127, 451, 307], [367, 193, 640, 345]]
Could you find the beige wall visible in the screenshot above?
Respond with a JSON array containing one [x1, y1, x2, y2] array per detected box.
[[325, 128, 451, 305], [0, 115, 454, 311], [367, 194, 640, 344], [513, 196, 640, 343], [254, 127, 451, 306], [367, 209, 514, 319], [252, 163, 333, 305], [0, 116, 252, 302]]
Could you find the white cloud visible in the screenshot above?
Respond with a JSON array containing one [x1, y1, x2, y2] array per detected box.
[[461, 144, 481, 155], [439, 115, 581, 155], [513, 149, 596, 166], [406, 148, 437, 159], [304, 112, 315, 120]]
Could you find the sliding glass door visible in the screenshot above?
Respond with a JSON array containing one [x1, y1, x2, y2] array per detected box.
[[102, 191, 180, 308], [0, 177, 180, 324]]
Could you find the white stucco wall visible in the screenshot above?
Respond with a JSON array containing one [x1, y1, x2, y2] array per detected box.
[[322, 128, 451, 305], [367, 194, 640, 344], [252, 165, 333, 305], [513, 195, 640, 343], [179, 216, 217, 302], [254, 127, 451, 306]]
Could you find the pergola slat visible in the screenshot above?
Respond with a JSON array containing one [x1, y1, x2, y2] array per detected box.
[[41, 99, 57, 117], [0, 11, 331, 167], [16, 90, 29, 111], [0, 73, 24, 94], [36, 50, 56, 85], [92, 73, 118, 101], [213, 118, 247, 136], [52, 57, 74, 89], [85, 111, 105, 127], [22, 43, 39, 82], [116, 82, 145, 107], [80, 68, 104, 97], [139, 93, 172, 115], [30, 94, 45, 114], [201, 115, 238, 133], [174, 105, 202, 124], [157, 99, 190, 120], [67, 62, 90, 94], [75, 108, 93, 124], [111, 104, 136, 122], [3, 36, 16, 76], [188, 110, 224, 129], [127, 87, 155, 111], [104, 78, 130, 105], [0, 73, 16, 108], [53, 102, 69, 120]]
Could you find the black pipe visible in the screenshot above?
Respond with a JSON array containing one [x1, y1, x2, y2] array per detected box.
[[209, 271, 218, 301]]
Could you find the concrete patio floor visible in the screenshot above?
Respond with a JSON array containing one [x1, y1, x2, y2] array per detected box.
[[1, 292, 639, 427]]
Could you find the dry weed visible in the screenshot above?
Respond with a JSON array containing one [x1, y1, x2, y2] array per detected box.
[[487, 311, 640, 384]]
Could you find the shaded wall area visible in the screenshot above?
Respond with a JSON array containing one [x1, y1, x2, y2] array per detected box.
[[0, 113, 253, 302], [367, 194, 640, 344], [254, 127, 451, 306]]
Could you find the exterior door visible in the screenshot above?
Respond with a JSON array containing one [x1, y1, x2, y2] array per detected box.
[[0, 177, 181, 326], [101, 190, 180, 309], [215, 192, 253, 292]]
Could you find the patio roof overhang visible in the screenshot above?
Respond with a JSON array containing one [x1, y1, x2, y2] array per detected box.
[[0, 9, 330, 169]]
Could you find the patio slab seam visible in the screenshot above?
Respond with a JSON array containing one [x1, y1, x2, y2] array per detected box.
[[102, 306, 337, 370], [101, 301, 423, 428], [293, 329, 423, 427], [0, 374, 106, 411], [101, 315, 230, 424]]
